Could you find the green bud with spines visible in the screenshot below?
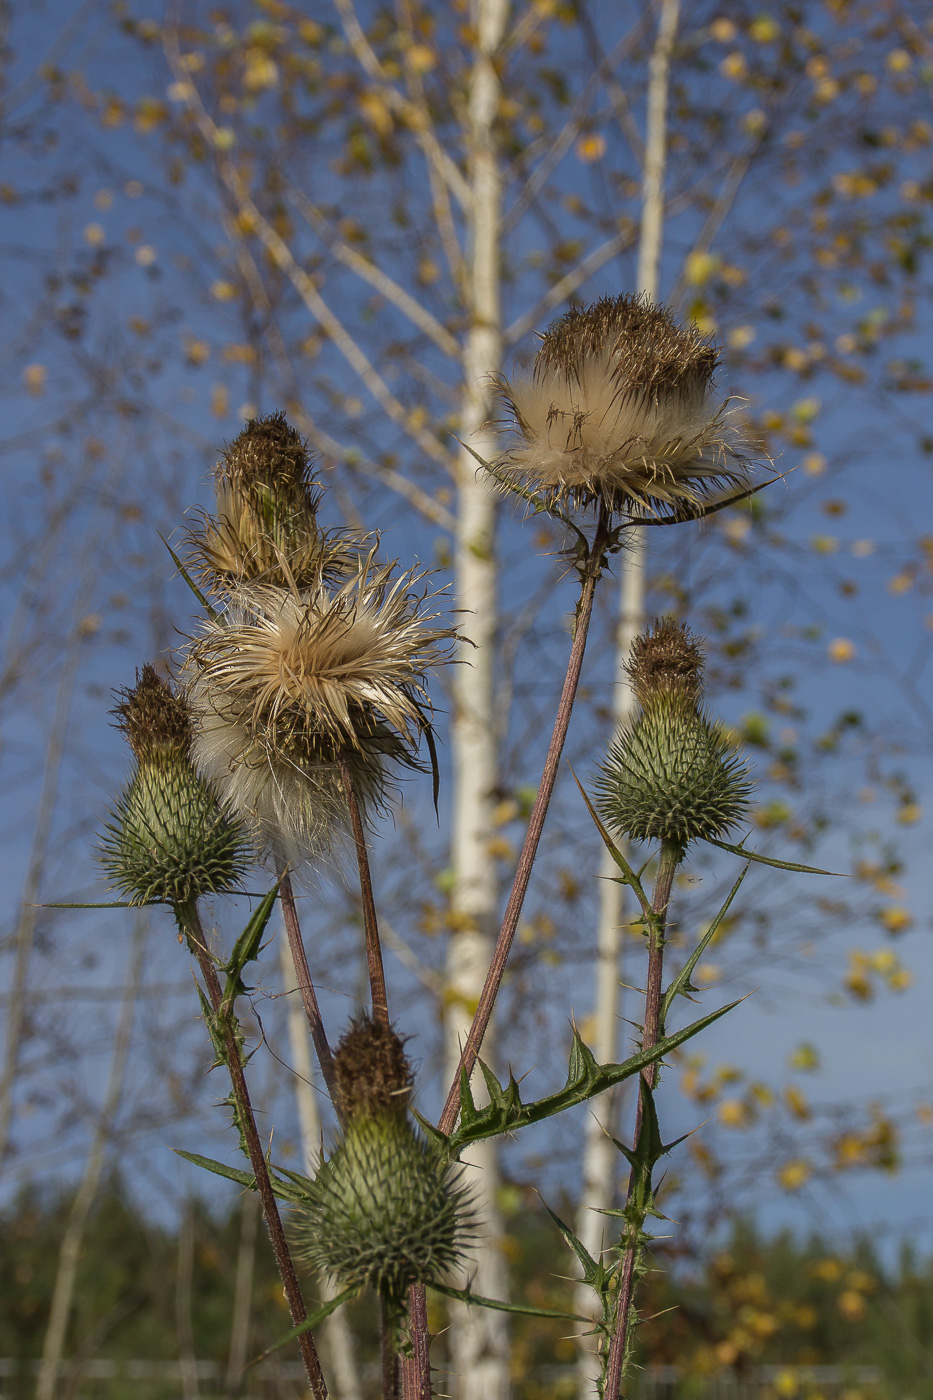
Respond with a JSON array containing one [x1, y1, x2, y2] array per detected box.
[[98, 665, 251, 905], [596, 619, 751, 850], [294, 1015, 475, 1305]]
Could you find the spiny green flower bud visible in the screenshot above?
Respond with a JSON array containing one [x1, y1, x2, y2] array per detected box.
[[187, 412, 362, 590], [98, 666, 250, 905], [295, 1017, 474, 1302], [596, 622, 751, 850]]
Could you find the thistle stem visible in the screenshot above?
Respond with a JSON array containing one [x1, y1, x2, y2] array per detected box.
[[175, 900, 328, 1400], [400, 1284, 432, 1400], [338, 752, 390, 1029], [382, 1299, 400, 1400], [439, 506, 614, 1135], [277, 869, 338, 1106], [603, 839, 682, 1398]]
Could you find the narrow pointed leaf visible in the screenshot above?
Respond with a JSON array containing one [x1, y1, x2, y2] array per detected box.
[[410, 1108, 449, 1151], [706, 836, 843, 876], [430, 1280, 590, 1323], [661, 865, 749, 1027], [160, 533, 219, 619], [541, 1201, 600, 1280], [223, 884, 280, 1004], [567, 767, 649, 909], [40, 900, 163, 909], [246, 1284, 359, 1368], [174, 1150, 257, 1191]]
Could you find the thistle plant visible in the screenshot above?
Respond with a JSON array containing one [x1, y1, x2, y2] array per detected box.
[[67, 300, 821, 1400]]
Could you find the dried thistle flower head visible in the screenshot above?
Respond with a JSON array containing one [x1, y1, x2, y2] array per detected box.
[[187, 412, 363, 590], [185, 554, 455, 873], [114, 663, 191, 763], [99, 667, 250, 905], [333, 1014, 413, 1121], [491, 294, 757, 520], [627, 617, 705, 707], [294, 1018, 475, 1304]]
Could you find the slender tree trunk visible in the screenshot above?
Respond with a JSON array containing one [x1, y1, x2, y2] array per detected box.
[[280, 936, 363, 1400], [34, 919, 145, 1400], [176, 1197, 200, 1400], [445, 3, 510, 1396], [574, 1, 679, 1392], [225, 1192, 260, 1397]]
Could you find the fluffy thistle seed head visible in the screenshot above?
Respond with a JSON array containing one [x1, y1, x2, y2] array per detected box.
[[596, 702, 751, 850], [627, 617, 706, 708], [185, 555, 455, 873], [187, 412, 363, 590], [491, 294, 757, 520], [99, 667, 250, 905]]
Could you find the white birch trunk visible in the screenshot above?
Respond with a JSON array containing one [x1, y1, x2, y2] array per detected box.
[[445, 1, 511, 1396], [574, 1, 680, 1391], [279, 936, 363, 1400]]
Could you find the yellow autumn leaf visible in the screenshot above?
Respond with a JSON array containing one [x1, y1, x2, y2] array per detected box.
[[828, 638, 855, 662], [576, 132, 606, 163]]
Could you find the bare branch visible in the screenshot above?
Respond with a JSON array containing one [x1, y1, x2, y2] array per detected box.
[[163, 37, 456, 477], [332, 0, 473, 211], [290, 189, 460, 358], [504, 231, 632, 346]]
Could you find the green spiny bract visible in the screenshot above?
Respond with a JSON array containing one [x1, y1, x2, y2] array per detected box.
[[295, 1114, 473, 1302], [294, 1015, 474, 1302], [596, 698, 751, 850], [99, 758, 250, 905], [98, 665, 250, 904]]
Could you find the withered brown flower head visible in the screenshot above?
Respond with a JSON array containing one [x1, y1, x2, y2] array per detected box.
[[113, 664, 191, 765], [491, 293, 757, 520], [187, 412, 363, 591], [220, 411, 315, 499], [627, 617, 706, 709], [185, 553, 455, 873], [333, 1014, 413, 1122]]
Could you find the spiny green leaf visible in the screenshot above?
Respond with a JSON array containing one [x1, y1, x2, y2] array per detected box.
[[247, 1284, 359, 1369], [661, 864, 749, 1027], [447, 997, 744, 1155], [706, 836, 843, 876]]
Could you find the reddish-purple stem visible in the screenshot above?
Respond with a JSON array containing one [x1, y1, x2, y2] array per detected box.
[[277, 869, 337, 1105], [177, 902, 328, 1400], [438, 510, 612, 1136], [400, 1284, 432, 1399], [338, 752, 390, 1029]]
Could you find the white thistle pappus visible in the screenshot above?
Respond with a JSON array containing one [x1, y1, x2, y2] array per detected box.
[[491, 293, 761, 520], [184, 553, 454, 876]]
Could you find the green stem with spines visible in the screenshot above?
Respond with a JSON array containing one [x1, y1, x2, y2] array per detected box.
[[173, 899, 328, 1400], [602, 839, 682, 1398]]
